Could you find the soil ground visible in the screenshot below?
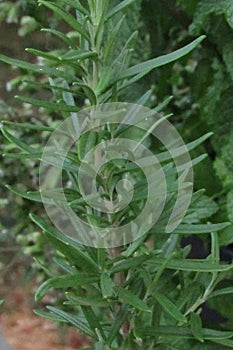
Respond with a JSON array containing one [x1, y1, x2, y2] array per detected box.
[[0, 268, 90, 350]]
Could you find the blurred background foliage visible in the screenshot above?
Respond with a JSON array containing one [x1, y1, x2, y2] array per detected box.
[[0, 0, 233, 336]]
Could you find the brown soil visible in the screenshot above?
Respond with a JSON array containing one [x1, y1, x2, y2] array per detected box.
[[0, 270, 90, 350]]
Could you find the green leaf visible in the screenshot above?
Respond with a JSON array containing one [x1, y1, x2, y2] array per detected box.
[[15, 95, 79, 112], [110, 254, 151, 273], [54, 257, 74, 274], [154, 292, 187, 323], [138, 326, 233, 340], [157, 132, 213, 162], [177, 282, 202, 311], [58, 0, 90, 17], [123, 236, 152, 257], [3, 152, 43, 159], [95, 341, 105, 350], [46, 306, 96, 338], [77, 131, 98, 160], [210, 287, 233, 298], [2, 120, 54, 132], [189, 0, 223, 35], [103, 30, 138, 89], [172, 222, 230, 234], [65, 291, 111, 307], [81, 306, 105, 340], [38, 1, 90, 42], [114, 286, 151, 313], [190, 312, 204, 342], [41, 28, 77, 49], [40, 153, 79, 173], [25, 48, 60, 62], [107, 305, 129, 346], [59, 50, 98, 61], [107, 0, 138, 20], [35, 273, 99, 301], [34, 309, 67, 323], [202, 328, 233, 340], [97, 248, 107, 268], [73, 82, 97, 105], [6, 185, 43, 203], [1, 128, 37, 154], [100, 273, 114, 299], [210, 231, 220, 262], [104, 16, 125, 63], [29, 213, 99, 273], [212, 339, 233, 348], [147, 258, 233, 272], [25, 188, 79, 204], [32, 188, 79, 203], [8, 186, 77, 205], [118, 36, 206, 81], [22, 79, 84, 98], [0, 53, 73, 80]]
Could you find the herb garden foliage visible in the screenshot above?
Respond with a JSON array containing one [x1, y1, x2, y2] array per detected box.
[[1, 1, 233, 349], [143, 0, 233, 237], [189, 0, 233, 233]]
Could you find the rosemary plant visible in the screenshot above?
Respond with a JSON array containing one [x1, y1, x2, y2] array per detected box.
[[1, 1, 233, 349]]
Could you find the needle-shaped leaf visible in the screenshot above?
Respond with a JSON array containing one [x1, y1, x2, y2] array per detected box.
[[81, 306, 106, 340], [110, 254, 151, 273], [0, 53, 73, 79], [173, 222, 230, 234], [29, 213, 99, 273], [212, 339, 233, 348], [118, 36, 206, 81], [2, 120, 54, 132], [77, 131, 98, 160], [60, 50, 98, 61], [15, 95, 80, 112], [65, 291, 111, 307], [6, 185, 43, 203], [157, 132, 213, 162], [137, 326, 233, 340], [190, 312, 204, 342], [106, 0, 138, 20], [73, 82, 97, 105], [25, 48, 61, 62], [211, 231, 220, 262], [46, 306, 96, 338], [104, 16, 125, 63], [202, 329, 233, 340], [1, 128, 37, 154], [53, 257, 74, 273], [147, 257, 233, 272], [35, 273, 99, 301], [41, 28, 77, 49], [57, 0, 90, 17], [3, 152, 42, 159], [38, 1, 90, 42], [100, 273, 114, 299], [107, 305, 129, 346], [34, 309, 67, 323], [114, 286, 151, 313], [155, 292, 187, 323], [210, 287, 233, 298]]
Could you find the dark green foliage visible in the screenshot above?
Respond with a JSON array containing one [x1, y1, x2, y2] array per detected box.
[[143, 0, 233, 238], [184, 0, 233, 239]]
